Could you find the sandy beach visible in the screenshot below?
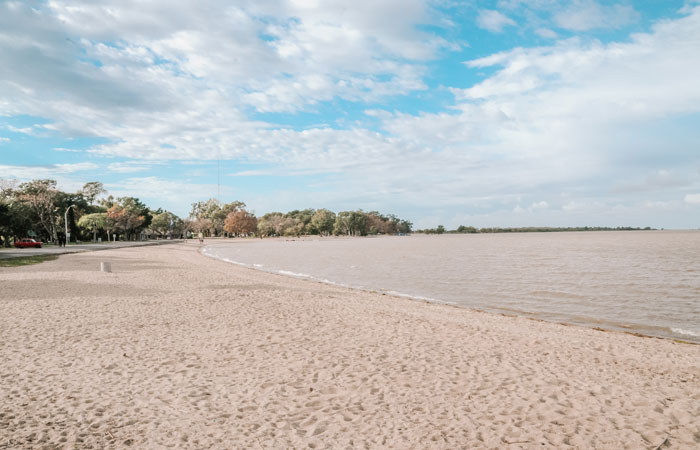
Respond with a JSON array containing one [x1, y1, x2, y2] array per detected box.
[[1, 243, 698, 449]]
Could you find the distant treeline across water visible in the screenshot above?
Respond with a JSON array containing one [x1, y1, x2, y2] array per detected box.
[[417, 225, 655, 234]]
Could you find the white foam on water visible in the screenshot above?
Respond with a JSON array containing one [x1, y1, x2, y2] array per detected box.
[[278, 270, 312, 278], [386, 290, 457, 305], [671, 327, 700, 337], [203, 247, 442, 302]]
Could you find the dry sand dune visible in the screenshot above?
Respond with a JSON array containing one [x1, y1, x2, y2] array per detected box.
[[1, 243, 699, 449]]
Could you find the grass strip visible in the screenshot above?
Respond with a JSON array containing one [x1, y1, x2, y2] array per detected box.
[[0, 254, 58, 267]]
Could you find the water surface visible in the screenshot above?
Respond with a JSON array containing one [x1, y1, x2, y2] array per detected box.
[[203, 231, 700, 342]]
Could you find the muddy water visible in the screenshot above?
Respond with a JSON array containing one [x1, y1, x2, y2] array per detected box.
[[203, 231, 700, 342]]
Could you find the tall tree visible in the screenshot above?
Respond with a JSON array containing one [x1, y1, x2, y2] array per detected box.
[[257, 212, 285, 237], [285, 209, 315, 234], [151, 211, 179, 237], [0, 202, 10, 247], [16, 179, 60, 241], [78, 213, 107, 242], [334, 211, 369, 236], [54, 191, 89, 241], [105, 197, 150, 240], [213, 201, 246, 236], [190, 198, 224, 235], [309, 209, 336, 236], [191, 217, 213, 237], [80, 182, 106, 205], [224, 209, 258, 236]]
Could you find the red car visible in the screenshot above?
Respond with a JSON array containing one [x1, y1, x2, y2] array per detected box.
[[14, 238, 42, 248]]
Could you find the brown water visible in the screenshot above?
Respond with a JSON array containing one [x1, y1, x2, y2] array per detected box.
[[203, 231, 700, 342]]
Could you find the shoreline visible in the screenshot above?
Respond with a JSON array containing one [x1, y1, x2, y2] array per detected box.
[[199, 241, 700, 345], [1, 242, 699, 448]]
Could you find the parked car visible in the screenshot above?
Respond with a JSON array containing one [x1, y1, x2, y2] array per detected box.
[[14, 238, 42, 248]]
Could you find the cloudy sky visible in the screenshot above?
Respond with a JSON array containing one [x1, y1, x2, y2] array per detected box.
[[1, 0, 699, 228]]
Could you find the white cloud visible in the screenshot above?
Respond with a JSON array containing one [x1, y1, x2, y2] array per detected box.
[[644, 200, 676, 209], [7, 125, 34, 135], [1, 1, 699, 227], [0, 163, 100, 192], [107, 176, 224, 214], [0, 162, 98, 178], [458, 8, 700, 117], [553, 1, 640, 31], [476, 9, 516, 32], [685, 193, 700, 205], [0, 0, 447, 118], [0, 137, 9, 142], [612, 170, 690, 194], [229, 170, 276, 177], [52, 147, 82, 152], [54, 163, 99, 173], [107, 162, 152, 173], [535, 28, 558, 39]]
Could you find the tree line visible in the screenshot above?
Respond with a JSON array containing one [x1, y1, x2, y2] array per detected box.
[[0, 178, 412, 246], [188, 198, 412, 237], [0, 178, 189, 246], [416, 225, 654, 234]]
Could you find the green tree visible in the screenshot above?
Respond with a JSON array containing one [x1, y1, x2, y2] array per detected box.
[[150, 211, 179, 237], [212, 201, 246, 236], [190, 198, 248, 236], [80, 182, 106, 205], [309, 209, 336, 236], [106, 197, 151, 240], [54, 191, 89, 242], [334, 211, 369, 236], [281, 216, 304, 236], [78, 213, 107, 242], [285, 209, 315, 234], [397, 219, 412, 234], [257, 212, 286, 237], [1, 202, 34, 246], [16, 179, 60, 242]]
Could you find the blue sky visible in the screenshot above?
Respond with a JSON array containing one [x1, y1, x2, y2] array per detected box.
[[1, 0, 699, 228]]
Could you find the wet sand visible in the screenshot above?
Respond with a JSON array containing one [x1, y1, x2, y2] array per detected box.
[[1, 243, 698, 449]]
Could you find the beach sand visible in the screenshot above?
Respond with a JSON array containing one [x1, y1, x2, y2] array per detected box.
[[1, 243, 698, 449]]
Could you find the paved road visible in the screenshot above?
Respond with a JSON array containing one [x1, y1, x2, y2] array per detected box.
[[0, 240, 184, 259]]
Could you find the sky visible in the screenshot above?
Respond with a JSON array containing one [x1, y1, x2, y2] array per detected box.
[[1, 0, 699, 229]]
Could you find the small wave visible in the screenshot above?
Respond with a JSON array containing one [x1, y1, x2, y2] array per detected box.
[[320, 278, 352, 288], [204, 249, 454, 304], [222, 258, 248, 267], [278, 270, 312, 278], [671, 327, 700, 337], [386, 290, 457, 305]]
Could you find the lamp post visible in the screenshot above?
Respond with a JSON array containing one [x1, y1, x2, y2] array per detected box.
[[65, 204, 76, 244]]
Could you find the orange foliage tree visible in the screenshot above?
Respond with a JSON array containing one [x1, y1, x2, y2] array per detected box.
[[106, 205, 144, 240], [224, 209, 258, 236]]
